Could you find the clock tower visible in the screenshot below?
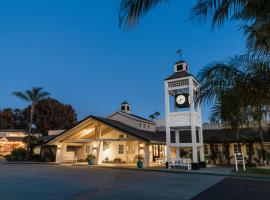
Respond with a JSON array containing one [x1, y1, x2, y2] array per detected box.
[[164, 60, 205, 170]]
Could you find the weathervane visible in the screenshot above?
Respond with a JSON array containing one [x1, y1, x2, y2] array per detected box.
[[176, 49, 183, 59]]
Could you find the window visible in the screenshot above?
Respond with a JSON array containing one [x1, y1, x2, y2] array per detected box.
[[121, 106, 125, 111], [177, 64, 183, 71], [119, 134, 124, 139], [214, 144, 219, 151], [147, 124, 151, 129], [138, 123, 142, 128], [204, 145, 208, 155], [143, 124, 146, 128], [66, 146, 76, 152], [118, 145, 124, 154], [127, 106, 130, 111]]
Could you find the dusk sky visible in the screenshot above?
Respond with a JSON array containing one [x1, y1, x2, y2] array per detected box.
[[0, 0, 245, 122]]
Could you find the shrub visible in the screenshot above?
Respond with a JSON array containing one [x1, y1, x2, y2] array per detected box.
[[113, 158, 122, 163], [87, 154, 95, 161], [5, 148, 27, 161], [42, 148, 56, 162]]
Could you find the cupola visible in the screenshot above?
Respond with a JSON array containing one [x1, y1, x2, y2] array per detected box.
[[174, 60, 188, 73], [120, 101, 131, 114]]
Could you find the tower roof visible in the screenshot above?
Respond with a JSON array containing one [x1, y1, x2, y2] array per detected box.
[[164, 71, 197, 81]]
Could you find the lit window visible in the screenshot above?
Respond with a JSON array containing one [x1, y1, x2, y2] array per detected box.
[[118, 145, 124, 154]]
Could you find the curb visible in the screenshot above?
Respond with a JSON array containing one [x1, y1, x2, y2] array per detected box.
[[91, 166, 270, 181], [1, 162, 57, 165]]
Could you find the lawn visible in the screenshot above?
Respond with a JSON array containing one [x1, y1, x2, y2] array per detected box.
[[238, 167, 270, 175]]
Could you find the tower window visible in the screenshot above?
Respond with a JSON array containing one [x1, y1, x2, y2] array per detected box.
[[121, 106, 125, 111], [127, 106, 130, 111], [177, 65, 183, 71]]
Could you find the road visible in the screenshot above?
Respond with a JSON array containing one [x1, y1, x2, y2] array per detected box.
[[0, 164, 269, 200]]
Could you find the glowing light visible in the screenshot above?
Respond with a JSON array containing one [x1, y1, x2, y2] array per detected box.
[[81, 128, 95, 136]]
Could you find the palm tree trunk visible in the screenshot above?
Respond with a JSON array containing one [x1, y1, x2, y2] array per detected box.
[[27, 104, 35, 160]]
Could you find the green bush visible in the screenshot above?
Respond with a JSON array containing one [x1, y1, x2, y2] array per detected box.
[[31, 154, 41, 161], [5, 148, 27, 161], [42, 150, 55, 162]]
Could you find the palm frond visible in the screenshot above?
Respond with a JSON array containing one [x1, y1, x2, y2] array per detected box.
[[119, 0, 168, 29], [12, 92, 30, 102]]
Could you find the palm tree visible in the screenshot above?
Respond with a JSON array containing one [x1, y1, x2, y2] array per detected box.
[[199, 54, 270, 160], [154, 111, 160, 120], [119, 0, 167, 29], [119, 0, 270, 54], [12, 87, 50, 159], [209, 91, 247, 152], [149, 114, 155, 120], [190, 0, 270, 55]]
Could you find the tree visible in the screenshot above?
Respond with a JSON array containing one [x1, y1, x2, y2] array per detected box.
[[119, 0, 270, 54], [119, 0, 167, 29], [149, 111, 161, 120], [154, 111, 160, 119], [0, 108, 27, 129], [149, 114, 155, 120], [12, 87, 50, 159], [199, 54, 270, 160], [25, 98, 77, 133], [0, 108, 14, 129], [191, 0, 270, 55]]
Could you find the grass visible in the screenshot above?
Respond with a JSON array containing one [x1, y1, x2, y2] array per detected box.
[[238, 167, 270, 175]]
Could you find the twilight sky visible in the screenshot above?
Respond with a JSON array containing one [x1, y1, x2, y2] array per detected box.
[[0, 0, 245, 122]]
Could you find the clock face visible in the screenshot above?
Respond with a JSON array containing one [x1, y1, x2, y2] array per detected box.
[[176, 95, 186, 105]]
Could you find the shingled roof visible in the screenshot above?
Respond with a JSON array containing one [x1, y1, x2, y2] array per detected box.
[[164, 71, 199, 81], [91, 116, 165, 143], [45, 115, 165, 144]]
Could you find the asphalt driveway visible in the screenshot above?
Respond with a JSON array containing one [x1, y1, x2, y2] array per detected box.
[[0, 164, 225, 200]]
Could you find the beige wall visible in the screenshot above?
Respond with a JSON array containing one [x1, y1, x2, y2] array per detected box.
[[204, 142, 270, 164], [108, 113, 156, 132]]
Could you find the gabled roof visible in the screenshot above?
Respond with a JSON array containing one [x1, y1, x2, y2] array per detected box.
[[46, 115, 165, 144], [165, 71, 196, 81], [108, 111, 156, 124], [91, 116, 164, 143]]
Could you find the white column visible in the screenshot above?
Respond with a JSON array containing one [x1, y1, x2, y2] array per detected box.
[[175, 129, 180, 158], [199, 146, 205, 162], [55, 143, 66, 163], [189, 78, 198, 163], [95, 124, 103, 165], [97, 141, 103, 164], [143, 143, 151, 168], [166, 126, 171, 162], [199, 127, 205, 162], [164, 81, 171, 162]]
